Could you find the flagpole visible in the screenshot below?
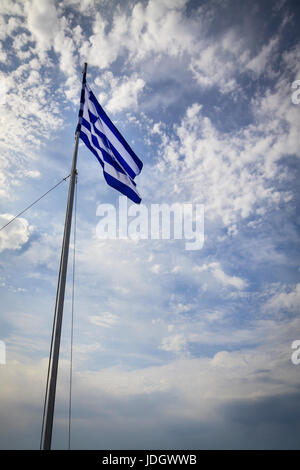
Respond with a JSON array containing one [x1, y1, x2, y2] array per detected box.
[[41, 63, 87, 450]]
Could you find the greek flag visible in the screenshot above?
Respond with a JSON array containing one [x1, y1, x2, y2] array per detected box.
[[77, 82, 143, 204]]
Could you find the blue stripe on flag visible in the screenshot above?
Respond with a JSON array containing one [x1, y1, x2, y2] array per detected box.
[[104, 172, 141, 204], [81, 116, 91, 133]]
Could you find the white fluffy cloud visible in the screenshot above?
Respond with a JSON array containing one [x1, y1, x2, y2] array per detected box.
[[24, 0, 81, 100], [25, 0, 59, 50], [81, 0, 196, 70], [151, 73, 299, 231], [105, 74, 145, 113], [0, 215, 32, 252]]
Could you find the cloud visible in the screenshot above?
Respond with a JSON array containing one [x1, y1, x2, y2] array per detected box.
[[24, 0, 81, 99], [0, 0, 23, 16], [160, 334, 187, 353], [194, 262, 247, 290], [190, 29, 249, 92], [150, 264, 161, 274], [247, 37, 279, 75], [105, 74, 145, 114], [264, 284, 300, 313], [150, 75, 299, 231], [21, 229, 61, 270], [1, 327, 300, 449], [283, 44, 300, 77], [25, 0, 59, 51], [23, 170, 40, 179], [81, 0, 197, 71], [89, 312, 120, 328], [0, 215, 32, 253], [0, 56, 65, 200]]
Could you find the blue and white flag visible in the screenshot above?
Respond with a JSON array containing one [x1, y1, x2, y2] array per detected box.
[[77, 82, 143, 204]]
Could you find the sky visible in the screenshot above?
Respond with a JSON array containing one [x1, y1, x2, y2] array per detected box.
[[0, 0, 300, 450]]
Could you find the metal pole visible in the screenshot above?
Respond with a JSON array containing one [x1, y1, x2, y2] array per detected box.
[[41, 63, 87, 450]]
